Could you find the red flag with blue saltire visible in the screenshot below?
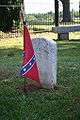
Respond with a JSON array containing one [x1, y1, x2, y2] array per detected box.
[[20, 25, 40, 83]]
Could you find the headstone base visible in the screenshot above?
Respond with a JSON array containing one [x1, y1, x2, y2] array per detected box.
[[58, 33, 69, 40]]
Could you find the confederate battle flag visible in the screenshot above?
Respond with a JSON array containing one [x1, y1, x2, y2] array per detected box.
[[20, 24, 40, 83]]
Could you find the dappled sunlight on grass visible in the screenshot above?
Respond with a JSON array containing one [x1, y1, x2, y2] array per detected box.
[[70, 32, 80, 40], [31, 32, 57, 40], [0, 37, 23, 49]]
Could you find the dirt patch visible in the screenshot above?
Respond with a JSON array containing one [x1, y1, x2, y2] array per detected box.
[[17, 82, 42, 93], [7, 52, 15, 57], [17, 82, 58, 93]]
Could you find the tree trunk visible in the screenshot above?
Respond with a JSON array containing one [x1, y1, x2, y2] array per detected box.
[[55, 0, 59, 26], [63, 0, 71, 22]]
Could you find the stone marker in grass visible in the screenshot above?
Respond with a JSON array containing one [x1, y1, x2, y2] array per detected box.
[[32, 38, 57, 89], [21, 26, 57, 89]]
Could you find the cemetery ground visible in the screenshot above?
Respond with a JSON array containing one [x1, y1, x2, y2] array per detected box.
[[0, 32, 80, 120]]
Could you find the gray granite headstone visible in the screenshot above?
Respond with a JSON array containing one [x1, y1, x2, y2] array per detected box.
[[32, 38, 57, 89]]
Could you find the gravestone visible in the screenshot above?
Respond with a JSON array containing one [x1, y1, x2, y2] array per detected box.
[[52, 25, 80, 40], [32, 38, 57, 89]]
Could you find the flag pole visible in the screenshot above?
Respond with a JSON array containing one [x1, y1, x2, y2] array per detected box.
[[20, 0, 27, 26], [20, 1, 41, 91], [20, 1, 27, 92]]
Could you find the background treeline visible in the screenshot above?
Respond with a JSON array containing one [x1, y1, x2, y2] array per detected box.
[[25, 12, 55, 25], [26, 11, 80, 25]]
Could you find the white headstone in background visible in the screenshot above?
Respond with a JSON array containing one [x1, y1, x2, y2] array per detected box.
[[32, 38, 57, 89]]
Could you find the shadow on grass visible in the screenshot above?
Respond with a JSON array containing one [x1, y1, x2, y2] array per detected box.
[[69, 39, 80, 41], [55, 39, 80, 42], [0, 48, 22, 81], [0, 47, 22, 57]]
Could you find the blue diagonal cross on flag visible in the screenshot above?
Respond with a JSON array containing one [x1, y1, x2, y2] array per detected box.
[[21, 55, 36, 75]]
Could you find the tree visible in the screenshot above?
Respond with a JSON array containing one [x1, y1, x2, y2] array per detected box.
[[0, 0, 23, 32], [60, 0, 71, 22]]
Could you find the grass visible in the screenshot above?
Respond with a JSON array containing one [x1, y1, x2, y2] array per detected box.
[[0, 35, 80, 120]]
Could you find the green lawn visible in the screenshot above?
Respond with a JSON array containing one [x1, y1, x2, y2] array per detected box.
[[0, 37, 80, 120]]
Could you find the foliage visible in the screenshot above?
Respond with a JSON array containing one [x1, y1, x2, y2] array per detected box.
[[0, 0, 23, 32], [25, 12, 55, 25]]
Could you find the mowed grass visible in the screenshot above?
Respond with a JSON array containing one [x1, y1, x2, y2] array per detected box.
[[0, 35, 80, 120]]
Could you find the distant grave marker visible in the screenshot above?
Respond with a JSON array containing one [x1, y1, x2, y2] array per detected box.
[[54, 0, 80, 40]]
